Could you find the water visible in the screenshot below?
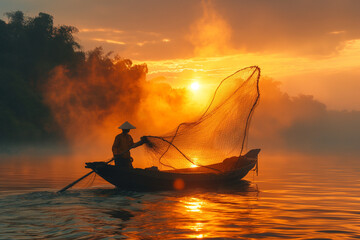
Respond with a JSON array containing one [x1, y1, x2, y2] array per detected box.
[[0, 153, 359, 239]]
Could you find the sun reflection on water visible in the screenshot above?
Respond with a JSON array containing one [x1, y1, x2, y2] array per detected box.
[[181, 197, 204, 213], [179, 197, 208, 238], [191, 223, 205, 238]]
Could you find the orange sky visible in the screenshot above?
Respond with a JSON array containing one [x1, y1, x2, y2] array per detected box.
[[1, 0, 360, 110]]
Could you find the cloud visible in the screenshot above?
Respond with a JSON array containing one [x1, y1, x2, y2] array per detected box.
[[4, 0, 360, 60], [210, 0, 360, 57], [329, 30, 346, 35], [76, 26, 176, 60], [80, 28, 124, 34], [187, 0, 233, 57], [248, 77, 360, 155], [92, 38, 126, 45]]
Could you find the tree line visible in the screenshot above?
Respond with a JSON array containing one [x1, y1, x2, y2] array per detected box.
[[0, 11, 147, 150]]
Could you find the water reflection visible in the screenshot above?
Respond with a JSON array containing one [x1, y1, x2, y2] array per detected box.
[[0, 155, 111, 191], [180, 197, 207, 238], [0, 154, 360, 239], [181, 197, 204, 213]]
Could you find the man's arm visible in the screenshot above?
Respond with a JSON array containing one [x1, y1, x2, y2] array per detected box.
[[131, 140, 144, 149], [130, 136, 149, 149]]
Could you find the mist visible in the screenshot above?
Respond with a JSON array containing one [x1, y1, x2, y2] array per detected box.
[[249, 77, 360, 155], [1, 11, 359, 160], [43, 47, 196, 158], [45, 60, 360, 157]]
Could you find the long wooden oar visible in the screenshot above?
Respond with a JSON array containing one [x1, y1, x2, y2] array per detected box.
[[57, 140, 143, 193]]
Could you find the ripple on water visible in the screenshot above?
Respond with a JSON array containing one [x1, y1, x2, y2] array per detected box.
[[1, 154, 360, 239]]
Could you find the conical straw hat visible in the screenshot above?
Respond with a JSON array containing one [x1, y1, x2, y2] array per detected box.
[[118, 121, 136, 129]]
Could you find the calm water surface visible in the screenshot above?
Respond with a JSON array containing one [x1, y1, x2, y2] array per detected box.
[[0, 153, 359, 239]]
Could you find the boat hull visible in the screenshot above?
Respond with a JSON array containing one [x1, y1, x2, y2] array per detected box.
[[86, 160, 257, 191]]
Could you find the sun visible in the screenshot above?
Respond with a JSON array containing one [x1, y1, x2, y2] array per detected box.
[[190, 82, 200, 92], [191, 157, 199, 168]]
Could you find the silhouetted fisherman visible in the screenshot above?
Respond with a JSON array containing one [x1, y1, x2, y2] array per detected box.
[[112, 121, 144, 168]]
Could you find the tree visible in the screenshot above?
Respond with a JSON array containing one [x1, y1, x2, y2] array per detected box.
[[0, 11, 83, 146]]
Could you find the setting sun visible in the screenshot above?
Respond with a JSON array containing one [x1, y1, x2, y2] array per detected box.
[[190, 82, 200, 92], [191, 157, 199, 168]]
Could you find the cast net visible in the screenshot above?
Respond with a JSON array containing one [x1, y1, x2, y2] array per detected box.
[[144, 66, 260, 171]]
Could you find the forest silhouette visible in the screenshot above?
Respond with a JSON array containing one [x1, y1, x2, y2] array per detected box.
[[0, 11, 148, 151]]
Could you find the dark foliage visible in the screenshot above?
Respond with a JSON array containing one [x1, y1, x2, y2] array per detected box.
[[0, 11, 145, 148]]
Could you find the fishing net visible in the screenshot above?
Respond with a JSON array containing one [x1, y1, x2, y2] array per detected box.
[[144, 66, 260, 171]]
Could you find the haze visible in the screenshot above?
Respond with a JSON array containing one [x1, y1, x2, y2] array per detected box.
[[1, 0, 359, 157]]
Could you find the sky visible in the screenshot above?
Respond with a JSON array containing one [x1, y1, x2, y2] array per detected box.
[[0, 0, 360, 111], [1, 0, 360, 111], [1, 0, 360, 158]]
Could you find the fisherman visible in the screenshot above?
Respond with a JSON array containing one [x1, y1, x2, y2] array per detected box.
[[112, 121, 144, 168]]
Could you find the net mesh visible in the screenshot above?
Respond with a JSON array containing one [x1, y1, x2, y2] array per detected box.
[[144, 66, 260, 171]]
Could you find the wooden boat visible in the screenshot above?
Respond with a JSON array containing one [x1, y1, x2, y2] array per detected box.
[[85, 149, 260, 191]]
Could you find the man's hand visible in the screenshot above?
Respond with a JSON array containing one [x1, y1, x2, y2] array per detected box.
[[140, 136, 155, 148], [140, 136, 149, 144]]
